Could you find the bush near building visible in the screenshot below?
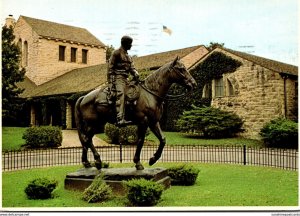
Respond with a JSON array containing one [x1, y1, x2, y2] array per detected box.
[[260, 118, 298, 149], [104, 123, 149, 145], [22, 126, 62, 148], [176, 105, 244, 138]]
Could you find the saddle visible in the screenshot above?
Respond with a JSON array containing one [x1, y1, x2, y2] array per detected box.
[[95, 81, 140, 106]]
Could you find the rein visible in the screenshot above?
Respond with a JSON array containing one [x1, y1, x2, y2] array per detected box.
[[140, 66, 192, 101]]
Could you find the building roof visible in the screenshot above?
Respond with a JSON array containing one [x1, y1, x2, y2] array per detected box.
[[20, 16, 105, 47], [222, 48, 298, 76], [19, 45, 298, 98], [19, 45, 204, 98], [134, 45, 205, 70]]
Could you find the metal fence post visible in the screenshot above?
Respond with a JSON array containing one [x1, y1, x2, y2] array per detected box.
[[119, 142, 123, 163], [243, 144, 246, 165]]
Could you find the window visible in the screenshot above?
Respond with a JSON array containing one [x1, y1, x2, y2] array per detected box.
[[59, 46, 66, 61], [215, 77, 224, 97], [295, 82, 298, 100], [17, 39, 22, 52], [227, 79, 235, 96], [202, 83, 212, 98], [82, 49, 88, 64], [23, 41, 28, 67], [71, 47, 77, 62]]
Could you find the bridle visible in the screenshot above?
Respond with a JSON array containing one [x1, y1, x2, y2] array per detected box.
[[140, 65, 193, 101]]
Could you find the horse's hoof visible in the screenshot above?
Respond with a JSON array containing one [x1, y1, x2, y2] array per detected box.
[[149, 157, 157, 166], [135, 163, 144, 170], [83, 162, 92, 168], [95, 161, 102, 170]]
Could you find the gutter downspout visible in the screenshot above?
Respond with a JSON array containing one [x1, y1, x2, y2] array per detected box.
[[280, 73, 288, 118]]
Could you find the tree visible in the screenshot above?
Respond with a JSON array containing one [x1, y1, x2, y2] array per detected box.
[[207, 42, 225, 51], [105, 45, 115, 62], [2, 25, 26, 124]]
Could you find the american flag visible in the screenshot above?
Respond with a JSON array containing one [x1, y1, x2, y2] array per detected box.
[[163, 25, 172, 35]]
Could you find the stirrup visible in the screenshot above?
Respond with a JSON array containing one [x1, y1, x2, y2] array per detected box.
[[116, 119, 132, 127]]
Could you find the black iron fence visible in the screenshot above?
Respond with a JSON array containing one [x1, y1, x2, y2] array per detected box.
[[2, 145, 298, 171]]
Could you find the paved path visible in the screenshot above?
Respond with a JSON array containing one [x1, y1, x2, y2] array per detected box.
[[60, 130, 110, 148]]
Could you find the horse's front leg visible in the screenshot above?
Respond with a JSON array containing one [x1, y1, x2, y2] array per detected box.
[[133, 124, 148, 170], [149, 122, 166, 166]]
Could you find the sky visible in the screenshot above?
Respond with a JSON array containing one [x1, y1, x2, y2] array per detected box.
[[1, 0, 299, 65]]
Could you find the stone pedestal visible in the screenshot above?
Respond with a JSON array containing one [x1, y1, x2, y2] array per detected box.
[[65, 167, 171, 195]]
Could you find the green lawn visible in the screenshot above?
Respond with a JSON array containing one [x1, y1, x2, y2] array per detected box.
[[2, 163, 298, 207], [2, 127, 27, 151]]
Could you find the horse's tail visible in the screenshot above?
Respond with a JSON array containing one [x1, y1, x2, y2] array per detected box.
[[75, 96, 88, 146], [75, 96, 84, 130]]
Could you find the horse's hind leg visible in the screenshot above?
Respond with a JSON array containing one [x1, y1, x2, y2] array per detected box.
[[78, 130, 92, 168], [149, 122, 166, 166], [89, 141, 102, 170], [78, 130, 102, 169]]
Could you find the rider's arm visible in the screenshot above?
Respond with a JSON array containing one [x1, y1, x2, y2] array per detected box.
[[128, 57, 139, 81]]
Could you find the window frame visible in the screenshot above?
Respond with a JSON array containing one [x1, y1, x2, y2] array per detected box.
[[82, 49, 88, 64], [215, 77, 224, 97], [23, 41, 28, 67], [71, 47, 77, 63], [227, 79, 235, 96], [59, 45, 66, 61]]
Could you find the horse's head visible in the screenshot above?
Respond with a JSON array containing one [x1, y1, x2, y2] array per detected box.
[[169, 56, 197, 91]]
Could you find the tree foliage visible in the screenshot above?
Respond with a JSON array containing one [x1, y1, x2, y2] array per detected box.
[[105, 45, 115, 62], [207, 42, 225, 51], [2, 25, 25, 123]]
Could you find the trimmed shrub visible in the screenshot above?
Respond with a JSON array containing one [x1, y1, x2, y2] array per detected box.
[[102, 162, 110, 168], [22, 126, 62, 148], [168, 164, 200, 186], [260, 118, 298, 149], [104, 123, 149, 145], [124, 178, 164, 206], [104, 123, 120, 144], [25, 178, 58, 200], [176, 105, 244, 138], [82, 174, 112, 203]]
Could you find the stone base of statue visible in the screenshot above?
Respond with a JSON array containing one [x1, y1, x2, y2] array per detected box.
[[65, 167, 171, 195]]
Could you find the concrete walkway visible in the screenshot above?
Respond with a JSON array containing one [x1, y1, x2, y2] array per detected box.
[[60, 130, 110, 148]]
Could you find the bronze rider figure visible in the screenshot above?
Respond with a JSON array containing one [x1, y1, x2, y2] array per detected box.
[[107, 35, 139, 126]]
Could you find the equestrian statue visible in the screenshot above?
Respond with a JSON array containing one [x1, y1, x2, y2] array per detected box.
[[75, 36, 197, 170]]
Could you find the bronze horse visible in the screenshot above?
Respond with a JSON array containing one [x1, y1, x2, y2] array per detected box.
[[75, 56, 197, 170]]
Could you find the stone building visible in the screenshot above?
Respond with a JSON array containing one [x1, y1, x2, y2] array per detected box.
[[201, 47, 298, 139], [8, 15, 106, 85]]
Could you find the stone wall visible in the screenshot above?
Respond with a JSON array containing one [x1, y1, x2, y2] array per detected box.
[[210, 49, 297, 139], [14, 16, 106, 85]]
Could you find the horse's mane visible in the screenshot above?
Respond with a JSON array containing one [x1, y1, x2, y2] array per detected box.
[[143, 62, 171, 90]]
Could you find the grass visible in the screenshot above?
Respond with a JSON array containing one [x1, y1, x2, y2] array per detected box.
[[97, 131, 263, 147], [2, 163, 298, 207], [2, 127, 27, 151]]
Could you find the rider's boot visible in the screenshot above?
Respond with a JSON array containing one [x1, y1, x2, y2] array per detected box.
[[116, 103, 132, 127], [117, 117, 132, 127]]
